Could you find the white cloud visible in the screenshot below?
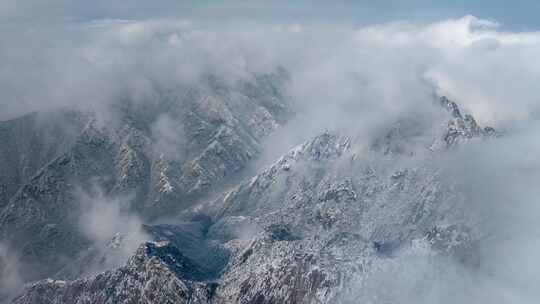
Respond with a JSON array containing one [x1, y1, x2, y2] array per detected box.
[[3, 15, 540, 302], [0, 242, 23, 302], [4, 15, 540, 159], [76, 188, 149, 273], [2, 15, 540, 126], [151, 113, 187, 160]]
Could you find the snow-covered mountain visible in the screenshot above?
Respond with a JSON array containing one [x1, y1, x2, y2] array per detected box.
[[3, 93, 502, 303], [0, 71, 289, 301]]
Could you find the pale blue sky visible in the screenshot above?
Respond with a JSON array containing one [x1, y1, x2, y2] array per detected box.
[[2, 1, 540, 30]]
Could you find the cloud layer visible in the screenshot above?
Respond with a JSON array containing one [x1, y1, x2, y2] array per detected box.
[[3, 16, 540, 128], [2, 12, 540, 304]]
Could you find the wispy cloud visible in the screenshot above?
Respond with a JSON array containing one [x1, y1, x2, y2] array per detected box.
[[2, 9, 540, 303]]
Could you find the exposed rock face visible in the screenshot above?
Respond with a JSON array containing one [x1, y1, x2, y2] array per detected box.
[[438, 96, 498, 147], [6, 95, 499, 304], [12, 242, 217, 304]]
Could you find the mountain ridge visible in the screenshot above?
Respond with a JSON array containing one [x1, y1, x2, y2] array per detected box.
[[7, 95, 499, 303]]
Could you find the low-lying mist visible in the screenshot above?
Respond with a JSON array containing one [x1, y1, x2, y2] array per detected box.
[[340, 124, 540, 303]]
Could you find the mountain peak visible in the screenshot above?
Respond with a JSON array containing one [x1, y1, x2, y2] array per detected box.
[[13, 241, 216, 304], [438, 96, 498, 148], [440, 96, 463, 118], [128, 241, 207, 281]]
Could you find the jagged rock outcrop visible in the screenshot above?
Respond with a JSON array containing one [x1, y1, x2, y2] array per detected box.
[[438, 96, 498, 147], [13, 242, 217, 304], [54, 220, 229, 282]]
